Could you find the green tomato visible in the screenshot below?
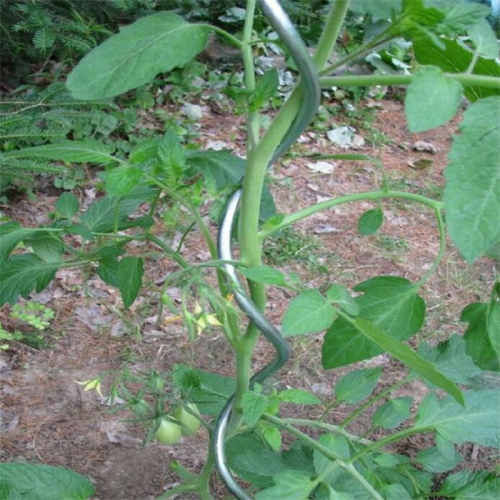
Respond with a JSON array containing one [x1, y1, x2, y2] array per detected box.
[[155, 418, 182, 445], [130, 400, 151, 417], [174, 403, 201, 436]]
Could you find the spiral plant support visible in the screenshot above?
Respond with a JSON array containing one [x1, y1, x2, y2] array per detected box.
[[214, 0, 321, 498]]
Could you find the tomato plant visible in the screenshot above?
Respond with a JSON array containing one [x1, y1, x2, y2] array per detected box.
[[1, 0, 499, 499]]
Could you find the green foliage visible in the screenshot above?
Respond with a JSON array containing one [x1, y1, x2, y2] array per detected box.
[[0, 83, 115, 187], [405, 66, 463, 132], [67, 13, 209, 100], [1, 1, 500, 498], [322, 277, 425, 368], [0, 462, 94, 500], [444, 96, 500, 263], [357, 207, 383, 236]]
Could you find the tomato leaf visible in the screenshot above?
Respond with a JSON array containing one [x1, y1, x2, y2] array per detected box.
[[283, 290, 337, 337], [242, 391, 269, 427], [357, 208, 383, 236], [461, 302, 500, 372], [415, 390, 500, 447], [0, 462, 94, 500], [405, 66, 463, 132], [335, 368, 382, 405], [322, 276, 425, 368], [352, 318, 463, 404], [444, 96, 500, 263]]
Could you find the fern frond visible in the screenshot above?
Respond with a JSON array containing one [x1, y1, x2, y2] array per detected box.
[[0, 157, 68, 176]]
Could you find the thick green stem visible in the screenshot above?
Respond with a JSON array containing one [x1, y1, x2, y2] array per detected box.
[[243, 0, 259, 150], [320, 73, 500, 89], [314, 0, 351, 68], [196, 449, 216, 500], [259, 190, 444, 239]]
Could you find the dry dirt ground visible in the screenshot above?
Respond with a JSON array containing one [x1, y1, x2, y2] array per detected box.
[[1, 96, 498, 499]]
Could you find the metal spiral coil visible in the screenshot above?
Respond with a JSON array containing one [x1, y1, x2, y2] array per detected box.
[[213, 1, 321, 498]]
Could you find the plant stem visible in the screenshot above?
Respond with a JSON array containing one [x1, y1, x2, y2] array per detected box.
[[340, 375, 414, 429], [347, 427, 431, 463], [259, 190, 444, 239], [263, 414, 383, 500], [320, 73, 500, 89], [344, 463, 384, 500], [313, 0, 351, 69], [243, 0, 259, 150], [201, 25, 243, 49], [196, 448, 216, 500], [155, 483, 196, 499], [263, 413, 347, 462], [272, 417, 372, 445], [145, 233, 189, 269]]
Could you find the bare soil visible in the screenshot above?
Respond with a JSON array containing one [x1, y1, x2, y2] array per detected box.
[[1, 96, 498, 499]]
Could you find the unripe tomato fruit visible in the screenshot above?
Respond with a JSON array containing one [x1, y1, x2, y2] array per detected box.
[[155, 418, 182, 445], [131, 400, 151, 417], [173, 403, 201, 436]]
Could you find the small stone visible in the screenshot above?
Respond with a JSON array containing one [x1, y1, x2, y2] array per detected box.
[[306, 161, 336, 174]]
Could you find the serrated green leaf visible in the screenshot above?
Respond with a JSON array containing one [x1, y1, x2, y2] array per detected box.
[[0, 462, 94, 500], [283, 290, 337, 337], [242, 390, 269, 427], [105, 166, 143, 196], [28, 233, 65, 263], [240, 266, 287, 286], [56, 193, 79, 219], [260, 423, 282, 451], [415, 390, 500, 447], [413, 36, 500, 101], [64, 224, 94, 241], [352, 318, 463, 403], [117, 257, 143, 308], [435, 434, 456, 460], [157, 130, 186, 181], [322, 276, 425, 368], [0, 224, 46, 262], [314, 434, 350, 476], [335, 368, 382, 405], [279, 389, 321, 405], [372, 396, 413, 429], [461, 302, 500, 372], [255, 470, 314, 500], [418, 335, 483, 384], [416, 446, 462, 473], [444, 96, 500, 263], [67, 13, 209, 100], [440, 2, 490, 33], [0, 255, 60, 306], [80, 196, 142, 233], [349, 0, 402, 18], [383, 484, 412, 500], [186, 149, 245, 189], [437, 470, 500, 499], [358, 208, 383, 236], [171, 364, 235, 417], [226, 435, 286, 488], [405, 66, 463, 132], [250, 69, 279, 112], [4, 140, 116, 164], [97, 257, 119, 287], [326, 284, 360, 316], [468, 19, 499, 60]]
